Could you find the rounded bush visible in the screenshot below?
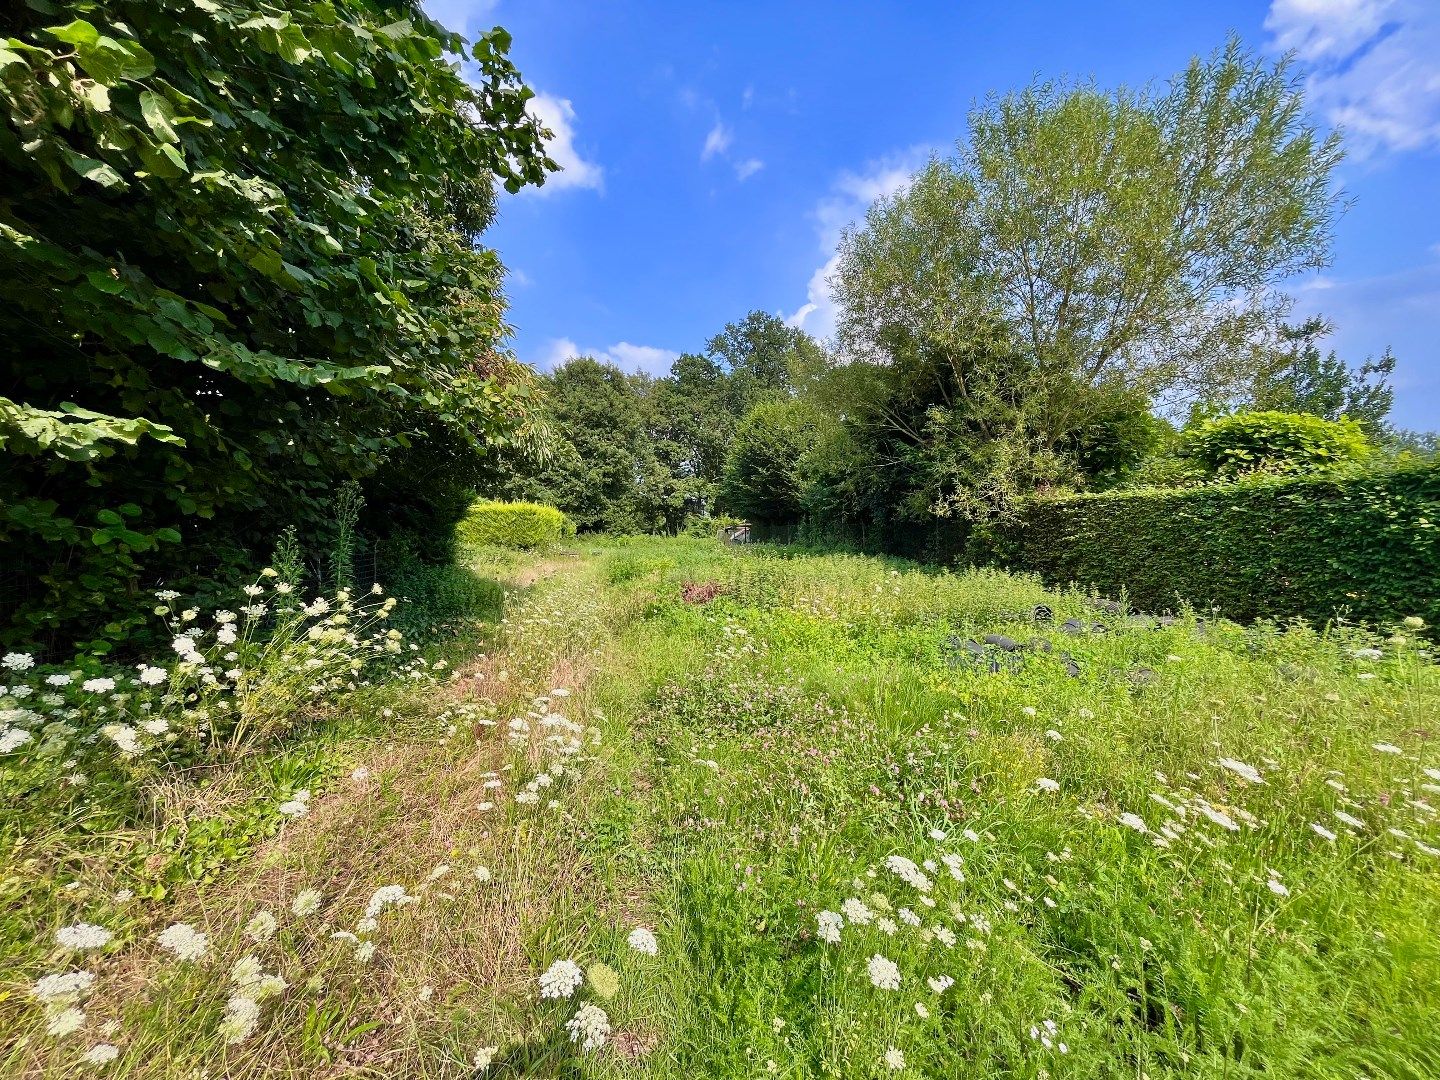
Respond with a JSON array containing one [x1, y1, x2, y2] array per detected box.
[[1178, 410, 1371, 479], [457, 500, 572, 549]]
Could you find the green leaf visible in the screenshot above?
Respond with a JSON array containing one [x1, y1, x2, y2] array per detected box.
[[81, 81, 111, 112], [46, 19, 100, 47], [140, 91, 180, 143], [62, 149, 125, 188]]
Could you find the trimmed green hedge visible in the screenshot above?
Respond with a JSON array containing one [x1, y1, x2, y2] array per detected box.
[[1002, 462, 1440, 628], [457, 500, 572, 549]]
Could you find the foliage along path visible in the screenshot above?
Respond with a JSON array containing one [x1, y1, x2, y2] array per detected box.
[[12, 537, 1440, 1079]]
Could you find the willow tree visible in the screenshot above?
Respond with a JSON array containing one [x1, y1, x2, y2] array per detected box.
[[0, 1, 554, 644], [831, 37, 1344, 520]]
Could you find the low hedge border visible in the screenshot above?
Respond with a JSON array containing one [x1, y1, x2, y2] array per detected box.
[[457, 500, 573, 549], [999, 462, 1440, 629]]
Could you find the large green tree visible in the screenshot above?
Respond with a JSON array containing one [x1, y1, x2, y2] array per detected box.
[[1251, 317, 1396, 437], [0, 1, 553, 645], [829, 38, 1344, 522], [518, 358, 662, 533]]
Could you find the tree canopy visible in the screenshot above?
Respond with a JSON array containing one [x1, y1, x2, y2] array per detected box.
[[824, 38, 1345, 523], [1, 1, 555, 645]]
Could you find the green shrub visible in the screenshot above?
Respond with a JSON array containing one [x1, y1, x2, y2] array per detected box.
[[1000, 461, 1440, 628], [457, 500, 572, 549], [1177, 410, 1372, 479], [0, 2, 551, 647]]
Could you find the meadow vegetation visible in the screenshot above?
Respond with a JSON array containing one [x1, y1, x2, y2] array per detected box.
[[6, 537, 1438, 1077], [5, 4, 1439, 1076]]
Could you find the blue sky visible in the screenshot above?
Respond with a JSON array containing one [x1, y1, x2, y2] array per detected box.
[[424, 0, 1440, 430]]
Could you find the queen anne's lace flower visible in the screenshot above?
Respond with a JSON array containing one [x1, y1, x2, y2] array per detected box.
[[1119, 812, 1150, 834], [46, 1006, 86, 1037], [32, 970, 95, 1006], [156, 923, 208, 961], [538, 959, 584, 999], [884, 855, 932, 891], [56, 923, 112, 951], [841, 898, 874, 925], [473, 1046, 499, 1070], [867, 954, 902, 990], [244, 911, 277, 942], [627, 927, 659, 955], [1218, 757, 1264, 784], [816, 910, 843, 944], [291, 888, 322, 917], [363, 885, 410, 919], [218, 995, 261, 1044], [81, 1043, 119, 1065], [565, 1003, 611, 1051]]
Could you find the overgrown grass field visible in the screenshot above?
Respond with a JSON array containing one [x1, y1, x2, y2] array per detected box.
[[5, 538, 1438, 1077]]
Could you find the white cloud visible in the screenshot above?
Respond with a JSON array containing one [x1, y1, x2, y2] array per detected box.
[[604, 342, 682, 374], [526, 93, 604, 194], [1266, 0, 1440, 155], [422, 0, 500, 39], [785, 147, 934, 340], [702, 122, 732, 161], [536, 337, 581, 370], [734, 158, 765, 181], [532, 338, 680, 377]]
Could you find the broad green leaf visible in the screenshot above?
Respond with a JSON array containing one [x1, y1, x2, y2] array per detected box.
[[80, 81, 111, 112], [46, 19, 100, 47], [62, 149, 125, 188], [140, 90, 179, 143]]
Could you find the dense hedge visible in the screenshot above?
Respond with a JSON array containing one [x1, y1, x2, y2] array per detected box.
[[1001, 461, 1440, 628], [457, 500, 571, 549]]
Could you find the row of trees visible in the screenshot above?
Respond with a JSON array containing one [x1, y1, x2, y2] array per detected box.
[[488, 312, 820, 532], [2, 2, 555, 646], [509, 39, 1427, 541]]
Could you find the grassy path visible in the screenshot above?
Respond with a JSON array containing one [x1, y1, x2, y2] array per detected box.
[[8, 537, 1440, 1078]]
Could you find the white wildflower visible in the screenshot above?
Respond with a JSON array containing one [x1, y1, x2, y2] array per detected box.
[[244, 910, 277, 942], [218, 995, 261, 1044], [883, 1046, 906, 1070], [627, 927, 659, 955], [473, 1046, 499, 1070], [565, 1003, 610, 1051], [1196, 803, 1240, 832], [32, 970, 95, 1006], [363, 884, 410, 919], [1119, 812, 1150, 835], [841, 898, 874, 925], [538, 959, 584, 999], [291, 888, 322, 917], [1035, 777, 1060, 792], [816, 910, 843, 944], [56, 923, 112, 951], [81, 1043, 119, 1065], [884, 855, 932, 891], [47, 1006, 86, 1037], [867, 954, 902, 990], [156, 922, 208, 961], [1218, 758, 1264, 784], [0, 728, 33, 753], [927, 975, 955, 994]]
